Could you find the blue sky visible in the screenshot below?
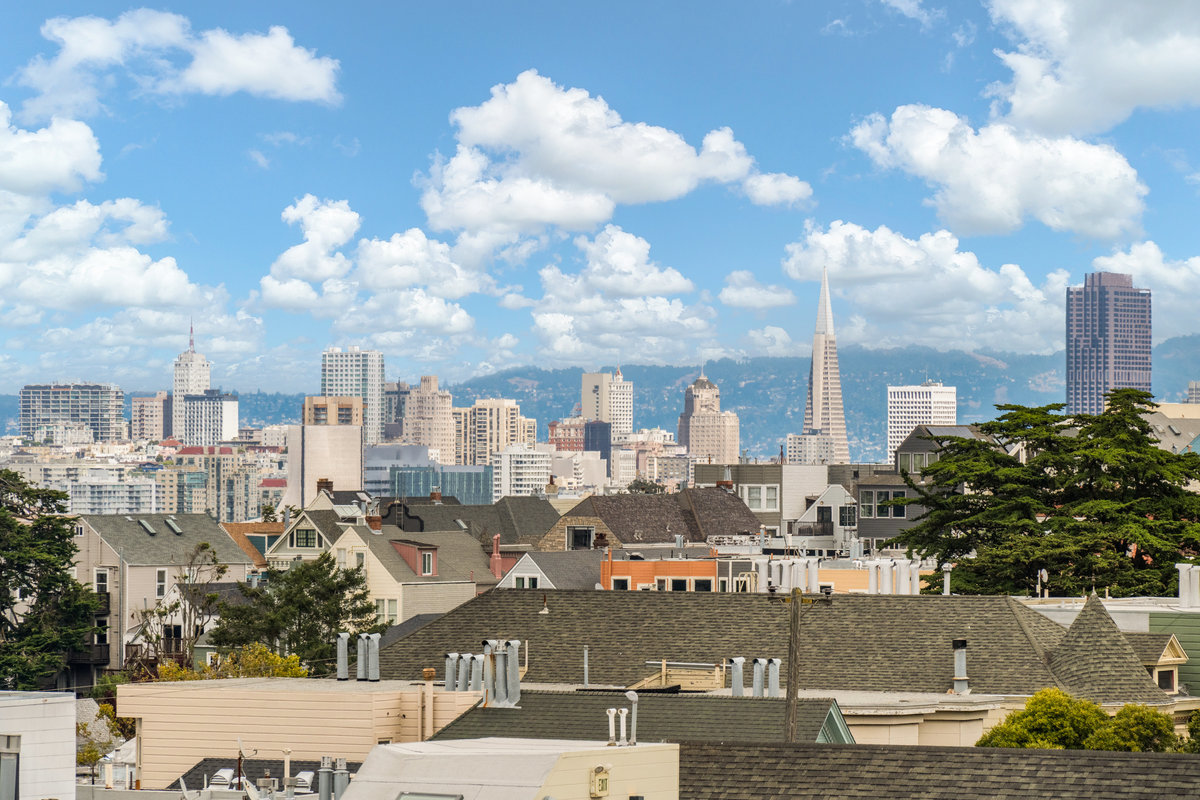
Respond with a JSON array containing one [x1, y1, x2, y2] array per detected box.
[[2, 1, 1199, 394]]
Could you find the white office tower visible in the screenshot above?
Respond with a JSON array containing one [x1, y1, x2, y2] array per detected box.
[[180, 391, 238, 446], [493, 442, 552, 498], [581, 369, 633, 442], [402, 375, 456, 464], [887, 381, 957, 462], [321, 346, 385, 445], [172, 324, 211, 438], [794, 267, 850, 465]]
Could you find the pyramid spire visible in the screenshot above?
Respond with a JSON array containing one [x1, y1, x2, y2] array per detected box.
[[815, 266, 835, 336], [188, 318, 195, 352]]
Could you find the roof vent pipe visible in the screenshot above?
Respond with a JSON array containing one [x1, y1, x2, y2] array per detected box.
[[942, 564, 953, 596], [494, 647, 509, 705], [356, 634, 369, 681], [757, 560, 770, 593], [674, 534, 685, 550], [867, 562, 879, 595], [790, 560, 804, 593], [332, 758, 349, 800], [881, 560, 895, 594], [910, 560, 922, 595], [752, 658, 766, 697], [807, 559, 819, 594], [506, 640, 522, 705], [445, 653, 459, 691], [483, 640, 497, 703], [730, 657, 745, 697], [952, 638, 969, 694], [457, 652, 471, 692], [317, 757, 332, 800], [767, 658, 781, 698], [606, 708, 617, 745], [336, 633, 349, 681], [368, 632, 381, 682], [617, 707, 629, 746], [1188, 565, 1200, 608], [469, 654, 483, 691], [625, 691, 639, 745]]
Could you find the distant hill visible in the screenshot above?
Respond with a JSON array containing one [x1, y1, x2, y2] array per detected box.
[[4, 337, 1198, 462]]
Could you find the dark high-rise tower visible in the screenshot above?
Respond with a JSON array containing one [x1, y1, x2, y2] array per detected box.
[[1065, 271, 1151, 415]]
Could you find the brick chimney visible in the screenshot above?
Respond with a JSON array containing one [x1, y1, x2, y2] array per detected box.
[[490, 533, 503, 579], [316, 477, 334, 495], [430, 489, 442, 504], [366, 515, 382, 531]]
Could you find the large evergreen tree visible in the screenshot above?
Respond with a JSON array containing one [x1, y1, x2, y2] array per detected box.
[[0, 470, 99, 689], [209, 551, 376, 674], [892, 389, 1200, 596]]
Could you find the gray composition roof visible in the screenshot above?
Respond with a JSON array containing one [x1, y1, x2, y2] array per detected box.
[[352, 525, 498, 586], [679, 742, 1200, 799], [1126, 630, 1176, 665], [81, 514, 254, 567], [377, 590, 1170, 704], [432, 690, 842, 744], [521, 551, 604, 589], [561, 488, 760, 544], [384, 496, 561, 545]]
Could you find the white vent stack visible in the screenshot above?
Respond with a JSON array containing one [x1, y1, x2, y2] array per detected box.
[[942, 563, 953, 596], [367, 633, 380, 682], [730, 657, 745, 697], [910, 560, 922, 594], [757, 560, 770, 593], [336, 633, 349, 681], [952, 638, 969, 694], [457, 651, 471, 691], [867, 561, 879, 594], [506, 640, 522, 705], [807, 559, 819, 593], [356, 634, 369, 681], [606, 707, 617, 745], [469, 654, 483, 691], [881, 561, 895, 594], [767, 658, 781, 698], [624, 690, 639, 745], [1176, 564, 1200, 608], [789, 560, 804, 592], [895, 560, 910, 595], [617, 707, 629, 745], [445, 652, 459, 690], [752, 658, 766, 697]]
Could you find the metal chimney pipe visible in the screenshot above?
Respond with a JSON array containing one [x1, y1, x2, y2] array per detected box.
[[494, 647, 509, 705], [895, 560, 909, 595], [445, 653, 459, 690], [757, 560, 769, 593], [767, 658, 781, 698], [506, 640, 522, 705], [942, 564, 953, 596], [730, 657, 745, 697], [317, 757, 332, 800], [368, 632, 381, 681], [332, 758, 349, 800], [356, 634, 368, 681], [624, 691, 639, 746], [336, 633, 349, 681], [617, 707, 629, 746], [457, 652, 471, 692], [881, 560, 895, 594], [790, 560, 804, 593], [807, 559, 819, 593], [606, 708, 617, 745], [1190, 565, 1200, 608], [952, 639, 969, 694], [752, 658, 766, 697], [584, 645, 590, 687], [1176, 563, 1190, 607], [910, 560, 922, 595], [469, 654, 483, 691], [867, 562, 879, 595], [483, 641, 497, 703]]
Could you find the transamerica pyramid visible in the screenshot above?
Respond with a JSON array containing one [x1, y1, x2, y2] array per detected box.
[[800, 266, 850, 463]]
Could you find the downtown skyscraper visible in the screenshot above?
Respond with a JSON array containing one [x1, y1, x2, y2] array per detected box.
[[791, 267, 850, 465], [1066, 272, 1151, 415], [172, 323, 211, 439], [321, 346, 386, 445]]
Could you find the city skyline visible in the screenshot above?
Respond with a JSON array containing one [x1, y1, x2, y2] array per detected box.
[[4, 3, 1200, 393]]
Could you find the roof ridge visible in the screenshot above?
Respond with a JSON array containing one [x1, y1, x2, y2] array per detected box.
[[1005, 597, 1068, 691], [678, 488, 706, 540]]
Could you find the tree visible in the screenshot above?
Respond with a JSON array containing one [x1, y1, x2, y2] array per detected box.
[[626, 477, 665, 494], [978, 689, 1179, 752], [892, 390, 1200, 596], [0, 469, 99, 689], [209, 552, 376, 674], [261, 504, 278, 522], [156, 642, 307, 680], [77, 702, 128, 783], [133, 542, 227, 665]]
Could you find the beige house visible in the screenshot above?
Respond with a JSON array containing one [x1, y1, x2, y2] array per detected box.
[[70, 514, 254, 687], [330, 524, 498, 625], [263, 504, 348, 569], [117, 678, 481, 790]]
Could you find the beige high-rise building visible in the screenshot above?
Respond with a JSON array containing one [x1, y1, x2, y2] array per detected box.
[[581, 369, 633, 441], [453, 398, 537, 466], [401, 376, 455, 465], [131, 391, 169, 441], [321, 346, 385, 445], [794, 267, 850, 465], [172, 325, 211, 439], [677, 372, 739, 464], [303, 396, 365, 427]]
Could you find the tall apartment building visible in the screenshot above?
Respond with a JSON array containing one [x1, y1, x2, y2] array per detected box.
[[1189, 381, 1200, 404], [400, 375, 455, 464], [792, 267, 850, 465], [321, 346, 385, 445], [172, 326, 211, 438], [179, 390, 238, 447], [19, 383, 125, 442], [492, 443, 552, 498], [677, 373, 739, 464], [131, 391, 170, 441], [548, 416, 586, 452], [452, 398, 537, 466], [886, 382, 957, 463], [1066, 271, 1152, 416], [581, 369, 633, 442], [68, 471, 160, 515], [303, 396, 364, 427]]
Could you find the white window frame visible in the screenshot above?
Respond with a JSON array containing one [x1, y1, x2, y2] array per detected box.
[[93, 569, 108, 594], [155, 568, 167, 598], [421, 551, 434, 576]]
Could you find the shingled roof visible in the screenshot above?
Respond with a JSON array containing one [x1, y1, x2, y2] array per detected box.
[[432, 691, 849, 745], [560, 488, 759, 545], [377, 590, 1170, 704], [348, 525, 498, 587], [518, 551, 605, 589], [81, 514, 254, 567], [384, 497, 560, 545], [678, 742, 1200, 799]]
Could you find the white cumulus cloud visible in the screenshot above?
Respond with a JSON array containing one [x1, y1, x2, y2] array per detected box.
[[268, 194, 360, 283], [850, 104, 1146, 238], [719, 270, 797, 309], [1091, 241, 1200, 341]]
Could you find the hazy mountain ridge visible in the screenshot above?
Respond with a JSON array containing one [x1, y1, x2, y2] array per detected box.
[[4, 336, 1198, 462]]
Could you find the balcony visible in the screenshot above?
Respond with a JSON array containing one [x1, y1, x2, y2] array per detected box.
[[124, 638, 190, 668], [68, 643, 110, 665]]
